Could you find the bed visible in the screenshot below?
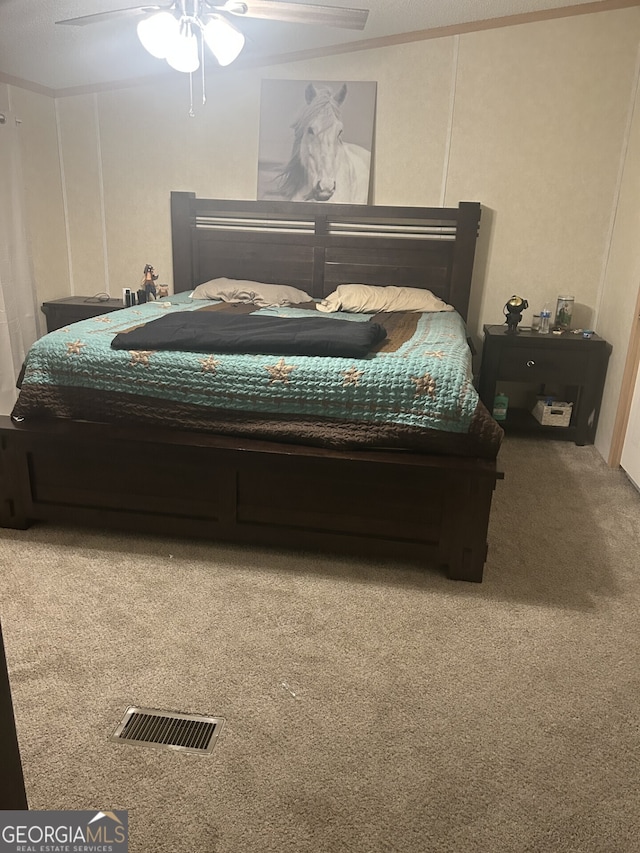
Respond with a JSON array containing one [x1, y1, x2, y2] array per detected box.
[[0, 192, 503, 582]]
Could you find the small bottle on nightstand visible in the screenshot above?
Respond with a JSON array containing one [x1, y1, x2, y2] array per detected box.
[[492, 392, 509, 421], [538, 305, 551, 334]]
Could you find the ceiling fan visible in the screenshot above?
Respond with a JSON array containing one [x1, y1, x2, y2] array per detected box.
[[56, 0, 369, 68], [56, 1, 369, 31], [56, 0, 369, 115]]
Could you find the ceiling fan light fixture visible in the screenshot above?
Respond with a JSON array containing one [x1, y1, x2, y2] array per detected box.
[[165, 24, 200, 73], [202, 15, 246, 66], [136, 11, 180, 59]]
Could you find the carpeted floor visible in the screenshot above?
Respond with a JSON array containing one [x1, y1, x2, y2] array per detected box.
[[1, 435, 639, 852]]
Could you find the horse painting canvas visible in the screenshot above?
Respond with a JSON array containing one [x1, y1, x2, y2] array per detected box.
[[258, 80, 376, 204]]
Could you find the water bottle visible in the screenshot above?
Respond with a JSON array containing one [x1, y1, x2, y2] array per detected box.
[[538, 304, 551, 334]]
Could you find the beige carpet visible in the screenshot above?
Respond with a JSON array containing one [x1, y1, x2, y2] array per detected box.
[[1, 436, 639, 853]]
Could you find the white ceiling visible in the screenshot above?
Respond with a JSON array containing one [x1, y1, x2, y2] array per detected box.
[[0, 0, 625, 92]]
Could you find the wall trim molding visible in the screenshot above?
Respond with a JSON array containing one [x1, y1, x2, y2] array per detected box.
[[609, 284, 640, 467], [601, 36, 640, 466], [0, 72, 54, 97]]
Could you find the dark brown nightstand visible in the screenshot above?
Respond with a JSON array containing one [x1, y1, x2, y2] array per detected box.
[[478, 324, 611, 446], [41, 296, 125, 333]]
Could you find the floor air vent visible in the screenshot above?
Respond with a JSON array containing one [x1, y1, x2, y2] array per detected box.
[[111, 706, 224, 755]]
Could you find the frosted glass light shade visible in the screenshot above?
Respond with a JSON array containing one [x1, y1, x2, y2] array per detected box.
[[137, 12, 180, 59], [202, 16, 245, 66], [166, 31, 200, 73]]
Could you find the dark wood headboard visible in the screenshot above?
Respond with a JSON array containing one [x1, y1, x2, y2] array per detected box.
[[170, 192, 481, 321]]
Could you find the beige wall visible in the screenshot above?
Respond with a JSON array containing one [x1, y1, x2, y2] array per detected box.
[[449, 13, 639, 340], [9, 87, 68, 334], [1, 84, 68, 336], [6, 6, 640, 458]]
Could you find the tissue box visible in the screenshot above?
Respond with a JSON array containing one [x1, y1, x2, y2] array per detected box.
[[532, 400, 573, 427]]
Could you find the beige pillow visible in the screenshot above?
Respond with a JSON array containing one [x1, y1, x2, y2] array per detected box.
[[191, 278, 312, 307], [317, 284, 454, 314]]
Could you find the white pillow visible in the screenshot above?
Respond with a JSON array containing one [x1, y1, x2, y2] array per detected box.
[[191, 278, 312, 307], [317, 284, 454, 314]]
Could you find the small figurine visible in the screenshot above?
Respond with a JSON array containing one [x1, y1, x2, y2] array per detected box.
[[142, 264, 158, 300], [503, 295, 528, 334]]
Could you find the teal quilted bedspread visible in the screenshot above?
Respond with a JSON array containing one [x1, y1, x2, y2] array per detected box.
[[16, 292, 479, 435]]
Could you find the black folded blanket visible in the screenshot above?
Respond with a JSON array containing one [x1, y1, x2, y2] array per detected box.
[[111, 312, 387, 358]]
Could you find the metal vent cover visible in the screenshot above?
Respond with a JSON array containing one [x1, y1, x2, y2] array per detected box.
[[111, 706, 224, 755]]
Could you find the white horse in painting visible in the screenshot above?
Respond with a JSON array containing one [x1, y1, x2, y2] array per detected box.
[[277, 83, 371, 203]]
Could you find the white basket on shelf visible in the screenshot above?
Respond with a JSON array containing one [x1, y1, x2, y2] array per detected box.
[[532, 399, 573, 428]]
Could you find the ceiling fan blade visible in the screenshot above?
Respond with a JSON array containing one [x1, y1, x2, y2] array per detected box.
[[55, 5, 168, 26], [219, 0, 369, 31]]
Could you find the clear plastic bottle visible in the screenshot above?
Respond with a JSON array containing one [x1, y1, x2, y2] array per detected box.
[[538, 304, 551, 334]]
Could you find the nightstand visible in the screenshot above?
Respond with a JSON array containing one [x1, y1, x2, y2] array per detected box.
[[478, 324, 611, 445], [41, 296, 124, 333]]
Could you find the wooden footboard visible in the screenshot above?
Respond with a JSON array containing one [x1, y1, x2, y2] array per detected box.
[[0, 416, 501, 582]]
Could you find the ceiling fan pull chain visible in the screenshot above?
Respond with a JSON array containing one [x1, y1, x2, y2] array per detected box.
[[201, 28, 207, 105], [189, 71, 195, 117]]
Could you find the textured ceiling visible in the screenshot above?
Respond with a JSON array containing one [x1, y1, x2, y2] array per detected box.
[[0, 0, 629, 92]]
